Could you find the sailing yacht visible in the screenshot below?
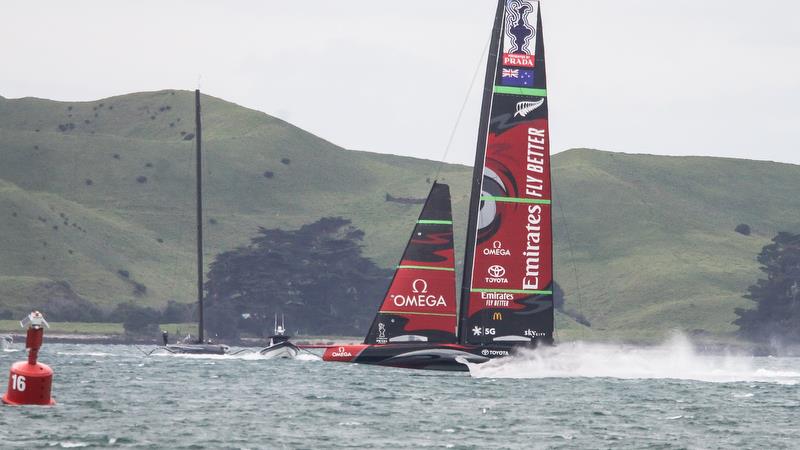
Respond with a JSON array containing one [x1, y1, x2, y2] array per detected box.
[[322, 0, 554, 370], [163, 90, 228, 355]]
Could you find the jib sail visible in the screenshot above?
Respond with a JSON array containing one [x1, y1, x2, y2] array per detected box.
[[458, 0, 554, 346], [364, 182, 458, 344]]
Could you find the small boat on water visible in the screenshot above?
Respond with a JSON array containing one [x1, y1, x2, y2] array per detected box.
[[160, 332, 229, 355], [322, 0, 555, 371], [257, 315, 300, 359]]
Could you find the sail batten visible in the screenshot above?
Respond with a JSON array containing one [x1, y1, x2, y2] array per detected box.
[[397, 265, 456, 272], [458, 0, 554, 346]]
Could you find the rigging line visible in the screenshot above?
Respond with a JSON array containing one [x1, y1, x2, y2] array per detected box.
[[555, 192, 587, 338], [134, 345, 152, 356], [433, 34, 492, 182], [298, 346, 321, 358]]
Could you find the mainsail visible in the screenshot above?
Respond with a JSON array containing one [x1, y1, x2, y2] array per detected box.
[[458, 0, 554, 345], [364, 183, 458, 344]]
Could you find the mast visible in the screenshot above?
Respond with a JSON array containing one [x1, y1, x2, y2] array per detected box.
[[195, 89, 204, 344], [458, 0, 507, 339]]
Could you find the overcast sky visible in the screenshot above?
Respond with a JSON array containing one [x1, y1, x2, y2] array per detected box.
[[2, 0, 798, 166]]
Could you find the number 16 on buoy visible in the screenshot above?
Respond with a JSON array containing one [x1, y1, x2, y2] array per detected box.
[[2, 311, 55, 406]]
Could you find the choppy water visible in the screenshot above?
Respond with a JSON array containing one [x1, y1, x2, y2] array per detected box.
[[1, 336, 799, 449]]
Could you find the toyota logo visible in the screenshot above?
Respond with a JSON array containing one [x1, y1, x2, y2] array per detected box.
[[488, 265, 505, 277]]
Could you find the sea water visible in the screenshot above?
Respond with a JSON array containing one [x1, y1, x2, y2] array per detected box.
[[1, 336, 798, 449]]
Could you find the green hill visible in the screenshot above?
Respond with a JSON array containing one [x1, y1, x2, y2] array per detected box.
[[1, 90, 798, 340], [551, 150, 800, 340], [0, 91, 472, 316]]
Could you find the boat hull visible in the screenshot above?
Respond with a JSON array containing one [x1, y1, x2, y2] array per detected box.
[[165, 343, 229, 355], [259, 340, 300, 359], [322, 343, 517, 372]]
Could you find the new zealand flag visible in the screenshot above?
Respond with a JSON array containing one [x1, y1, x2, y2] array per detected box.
[[501, 68, 534, 87]]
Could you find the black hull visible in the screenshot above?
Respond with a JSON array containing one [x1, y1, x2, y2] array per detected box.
[[165, 343, 229, 355], [323, 343, 528, 372]]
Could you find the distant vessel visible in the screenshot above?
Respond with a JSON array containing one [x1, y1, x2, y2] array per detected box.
[[257, 315, 300, 359], [323, 0, 554, 371], [163, 90, 228, 355]]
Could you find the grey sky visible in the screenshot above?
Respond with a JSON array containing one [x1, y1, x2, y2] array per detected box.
[[2, 0, 798, 166]]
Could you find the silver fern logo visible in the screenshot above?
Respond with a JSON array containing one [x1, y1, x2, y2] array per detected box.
[[514, 99, 544, 117]]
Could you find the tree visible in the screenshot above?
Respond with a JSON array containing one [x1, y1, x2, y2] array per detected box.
[[735, 223, 751, 236], [161, 300, 195, 324], [734, 232, 800, 342], [204, 217, 391, 339], [111, 302, 161, 335]]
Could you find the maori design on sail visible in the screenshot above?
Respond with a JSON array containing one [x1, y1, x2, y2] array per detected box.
[[365, 183, 458, 345], [460, 0, 553, 346]]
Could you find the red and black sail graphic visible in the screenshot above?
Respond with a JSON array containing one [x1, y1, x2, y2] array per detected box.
[[364, 182, 458, 344], [459, 0, 554, 346]]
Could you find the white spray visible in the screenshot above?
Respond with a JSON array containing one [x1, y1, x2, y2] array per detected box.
[[462, 333, 800, 384]]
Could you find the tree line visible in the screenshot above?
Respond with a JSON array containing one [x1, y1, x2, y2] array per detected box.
[[64, 218, 800, 345], [734, 231, 800, 343]]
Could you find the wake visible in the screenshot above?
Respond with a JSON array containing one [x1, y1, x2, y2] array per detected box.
[[147, 349, 320, 361], [462, 334, 800, 384]]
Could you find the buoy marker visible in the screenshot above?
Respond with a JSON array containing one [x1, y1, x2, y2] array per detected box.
[[2, 311, 55, 406]]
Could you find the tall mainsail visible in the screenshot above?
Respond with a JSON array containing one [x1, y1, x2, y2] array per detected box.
[[364, 183, 458, 344], [458, 0, 554, 345]]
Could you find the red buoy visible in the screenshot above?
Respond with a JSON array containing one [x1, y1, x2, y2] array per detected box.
[[2, 311, 55, 406]]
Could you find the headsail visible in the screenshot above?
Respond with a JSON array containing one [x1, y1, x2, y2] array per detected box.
[[364, 183, 458, 344], [458, 0, 554, 346]]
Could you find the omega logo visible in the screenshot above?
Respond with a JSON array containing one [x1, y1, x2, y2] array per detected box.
[[412, 279, 428, 293]]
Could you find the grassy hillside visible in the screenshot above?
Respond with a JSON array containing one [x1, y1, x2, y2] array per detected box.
[[1, 90, 798, 340], [552, 150, 800, 340], [0, 91, 471, 315]]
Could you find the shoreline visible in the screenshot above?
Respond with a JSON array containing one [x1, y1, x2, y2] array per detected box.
[[1, 332, 363, 347], [2, 332, 794, 356]]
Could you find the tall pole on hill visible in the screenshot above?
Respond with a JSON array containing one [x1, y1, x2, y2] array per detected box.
[[195, 89, 204, 344]]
